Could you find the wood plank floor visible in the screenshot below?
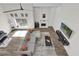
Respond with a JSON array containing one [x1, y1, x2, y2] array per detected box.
[[34, 27, 68, 56], [9, 26, 68, 56]]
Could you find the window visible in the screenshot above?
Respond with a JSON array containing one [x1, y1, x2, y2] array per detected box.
[[16, 19, 27, 26], [10, 13, 14, 17], [15, 13, 18, 17], [21, 13, 24, 17]]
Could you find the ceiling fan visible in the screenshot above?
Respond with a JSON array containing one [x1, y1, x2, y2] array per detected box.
[[3, 3, 27, 13]]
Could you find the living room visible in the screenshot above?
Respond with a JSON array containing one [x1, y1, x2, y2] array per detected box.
[[0, 3, 79, 56]]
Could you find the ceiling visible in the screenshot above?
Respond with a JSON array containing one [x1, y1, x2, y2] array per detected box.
[[33, 3, 62, 7]]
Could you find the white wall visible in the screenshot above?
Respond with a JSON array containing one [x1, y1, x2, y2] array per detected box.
[[53, 4, 79, 56], [0, 4, 11, 34], [0, 13, 11, 34], [22, 3, 33, 11], [49, 7, 57, 26], [0, 3, 20, 12]]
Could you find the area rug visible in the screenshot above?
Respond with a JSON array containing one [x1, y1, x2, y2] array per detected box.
[[33, 32, 57, 56]]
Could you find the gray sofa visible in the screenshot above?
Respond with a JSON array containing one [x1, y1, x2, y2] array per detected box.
[[27, 31, 41, 56]]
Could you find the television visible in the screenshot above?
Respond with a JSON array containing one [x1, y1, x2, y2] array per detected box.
[[60, 23, 72, 39]]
